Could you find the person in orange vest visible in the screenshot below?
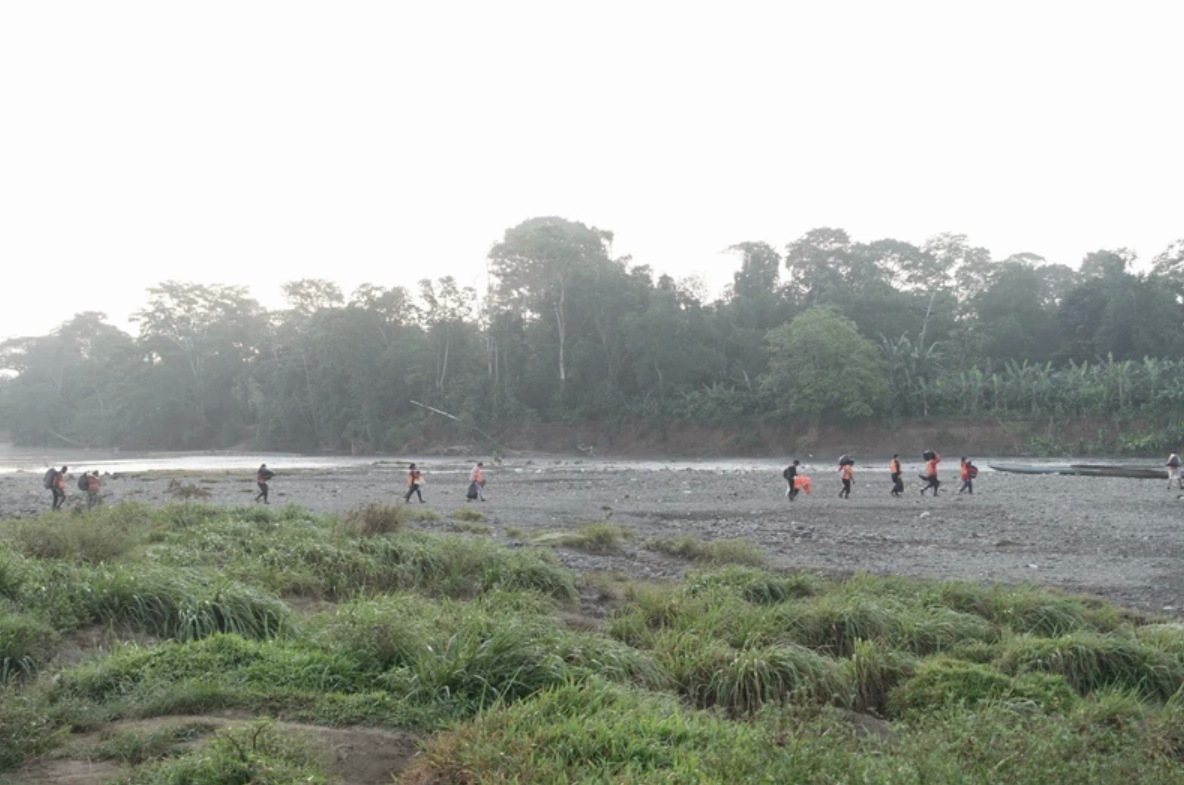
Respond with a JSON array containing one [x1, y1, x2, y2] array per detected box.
[[86, 471, 102, 508], [838, 461, 854, 498], [920, 450, 941, 496], [467, 462, 486, 502], [52, 465, 68, 510], [889, 454, 904, 497], [958, 457, 976, 495], [404, 463, 425, 503]]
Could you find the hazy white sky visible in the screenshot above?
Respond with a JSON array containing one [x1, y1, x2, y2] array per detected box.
[[2, 1, 1182, 339]]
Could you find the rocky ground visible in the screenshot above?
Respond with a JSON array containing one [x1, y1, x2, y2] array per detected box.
[[4, 457, 1183, 616]]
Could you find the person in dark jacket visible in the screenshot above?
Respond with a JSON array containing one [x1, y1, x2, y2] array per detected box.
[[783, 460, 800, 501], [255, 464, 275, 504]]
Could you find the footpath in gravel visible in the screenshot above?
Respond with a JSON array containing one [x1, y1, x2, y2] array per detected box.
[[3, 456, 1183, 616]]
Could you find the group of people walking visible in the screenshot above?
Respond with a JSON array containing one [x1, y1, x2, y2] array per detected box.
[[44, 460, 489, 511], [42, 466, 103, 510], [784, 451, 979, 500]]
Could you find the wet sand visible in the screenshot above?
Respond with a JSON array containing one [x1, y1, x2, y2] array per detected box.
[[3, 458, 1182, 615]]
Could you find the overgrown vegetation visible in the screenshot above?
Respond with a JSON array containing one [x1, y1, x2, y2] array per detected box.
[[646, 534, 768, 567], [5, 223, 1184, 454], [3, 503, 1184, 782]]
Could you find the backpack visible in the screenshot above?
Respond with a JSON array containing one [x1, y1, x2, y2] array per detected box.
[[968, 464, 979, 480], [43, 468, 57, 489], [782, 466, 790, 480], [78, 474, 90, 491], [259, 469, 275, 482]]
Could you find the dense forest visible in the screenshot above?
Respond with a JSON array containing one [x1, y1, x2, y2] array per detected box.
[[2, 217, 1184, 453]]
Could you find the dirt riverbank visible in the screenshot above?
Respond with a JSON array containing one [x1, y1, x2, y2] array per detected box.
[[3, 458, 1182, 616]]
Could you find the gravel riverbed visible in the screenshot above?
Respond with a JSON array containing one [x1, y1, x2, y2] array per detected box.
[[3, 457, 1183, 615]]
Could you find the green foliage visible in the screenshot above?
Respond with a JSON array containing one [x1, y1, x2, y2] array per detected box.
[[539, 523, 635, 554], [336, 503, 405, 537], [645, 535, 767, 567], [451, 506, 485, 523], [111, 721, 329, 785], [763, 306, 890, 420], [1, 611, 59, 682], [888, 657, 1077, 716], [997, 632, 1184, 700], [86, 721, 217, 764]]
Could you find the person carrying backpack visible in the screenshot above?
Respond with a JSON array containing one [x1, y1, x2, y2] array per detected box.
[[45, 465, 68, 510], [86, 472, 102, 508], [255, 463, 275, 504], [920, 450, 941, 496], [783, 460, 800, 500], [958, 457, 978, 495], [1168, 453, 1182, 490], [838, 459, 854, 499], [467, 462, 486, 502], [405, 463, 425, 503], [889, 454, 904, 497]]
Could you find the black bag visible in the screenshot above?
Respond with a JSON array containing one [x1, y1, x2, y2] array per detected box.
[[466, 481, 479, 500], [43, 468, 57, 489], [838, 455, 854, 466], [922, 449, 936, 461], [782, 467, 790, 480], [259, 469, 275, 482], [78, 474, 89, 491]]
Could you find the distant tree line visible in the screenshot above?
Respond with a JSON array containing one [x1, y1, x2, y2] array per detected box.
[[2, 218, 1184, 451]]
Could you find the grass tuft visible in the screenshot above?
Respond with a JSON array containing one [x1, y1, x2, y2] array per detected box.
[[337, 503, 405, 537], [646, 535, 767, 567], [539, 524, 636, 554]]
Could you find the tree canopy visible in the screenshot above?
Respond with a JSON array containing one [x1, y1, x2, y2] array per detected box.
[[2, 220, 1183, 450]]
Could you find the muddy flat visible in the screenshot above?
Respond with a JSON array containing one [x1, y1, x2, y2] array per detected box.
[[3, 458, 1182, 615]]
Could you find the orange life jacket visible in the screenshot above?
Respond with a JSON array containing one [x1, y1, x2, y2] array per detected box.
[[87, 476, 100, 491], [890, 459, 901, 475], [925, 458, 939, 476], [960, 461, 970, 480], [794, 475, 812, 494], [408, 471, 421, 486], [840, 465, 853, 480]]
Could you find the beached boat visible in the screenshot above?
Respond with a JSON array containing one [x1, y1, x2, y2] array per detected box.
[[987, 463, 1073, 475], [1069, 464, 1169, 480]]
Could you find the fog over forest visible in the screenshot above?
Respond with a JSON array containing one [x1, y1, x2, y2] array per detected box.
[[2, 217, 1184, 453]]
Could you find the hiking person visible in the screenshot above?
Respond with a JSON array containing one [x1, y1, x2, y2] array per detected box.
[[920, 450, 941, 496], [1168, 453, 1182, 489], [890, 454, 904, 497], [405, 463, 425, 503], [86, 471, 102, 508], [255, 463, 275, 504], [783, 460, 800, 500], [838, 459, 854, 499], [467, 462, 486, 502], [793, 473, 812, 496], [958, 457, 976, 495], [45, 465, 68, 510]]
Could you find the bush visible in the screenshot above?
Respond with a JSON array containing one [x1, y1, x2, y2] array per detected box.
[[452, 507, 485, 523], [112, 721, 328, 784], [777, 595, 903, 657], [846, 639, 917, 715], [646, 535, 767, 567], [1, 611, 59, 682], [682, 566, 821, 604], [997, 632, 1184, 700], [337, 503, 405, 537], [84, 566, 291, 641], [889, 657, 1077, 716], [540, 524, 635, 554], [164, 479, 211, 500]]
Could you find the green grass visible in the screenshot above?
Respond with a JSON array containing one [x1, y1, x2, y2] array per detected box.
[[536, 523, 636, 554], [646, 534, 767, 567], [3, 504, 1184, 782], [452, 507, 486, 523]]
